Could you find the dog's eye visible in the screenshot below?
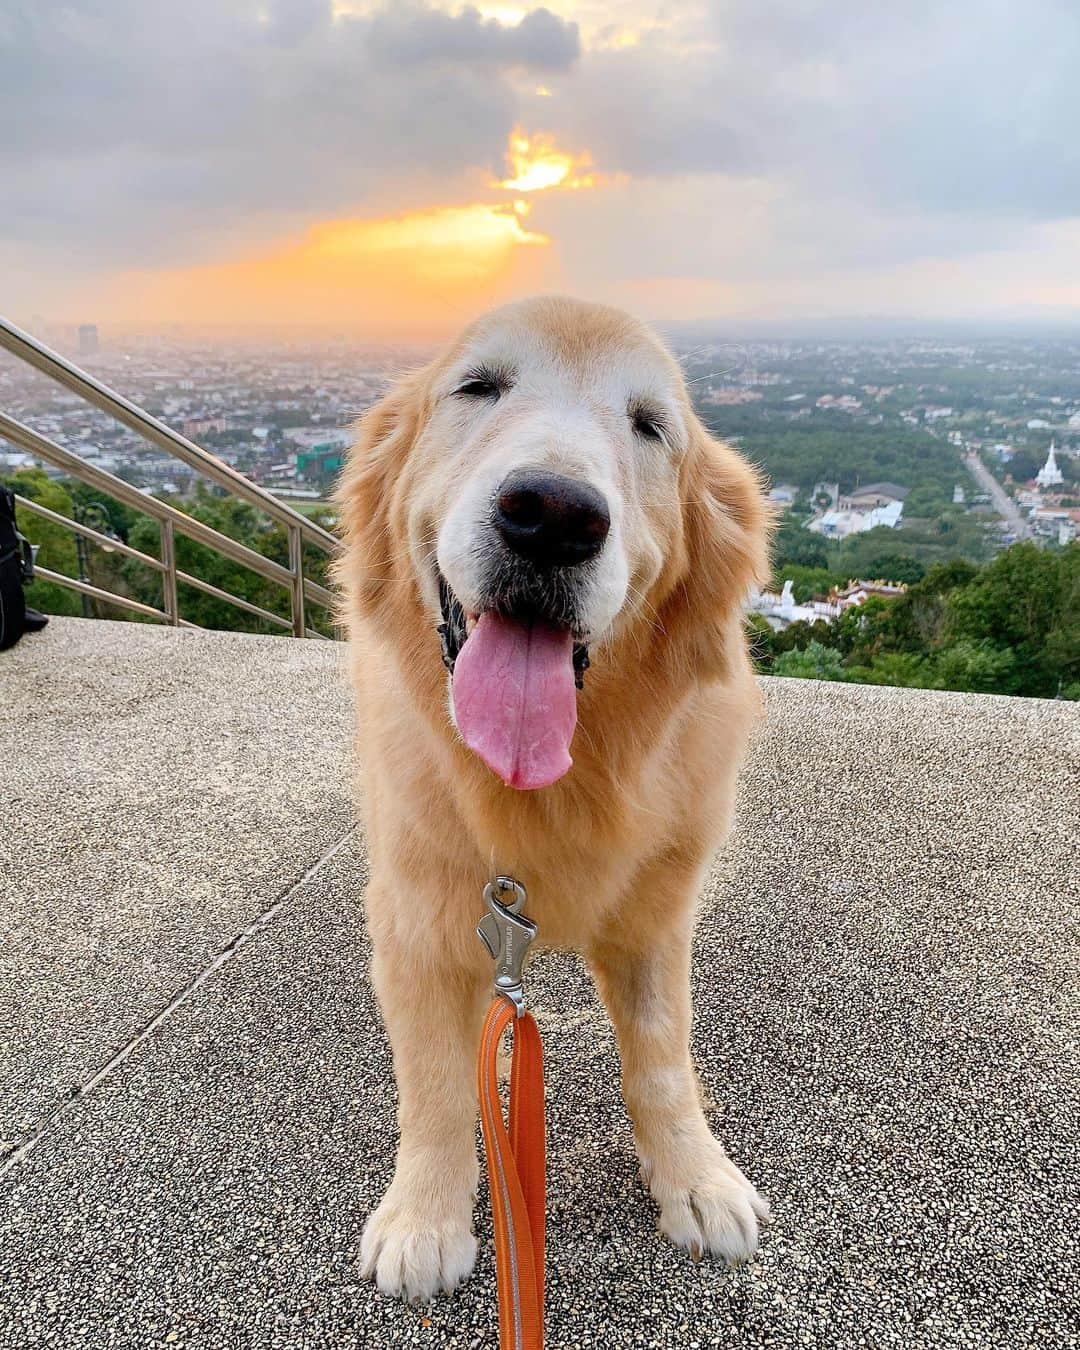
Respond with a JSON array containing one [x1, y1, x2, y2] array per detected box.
[[453, 368, 507, 400], [630, 405, 666, 443]]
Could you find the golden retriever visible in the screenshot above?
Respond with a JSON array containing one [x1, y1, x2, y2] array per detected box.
[[335, 295, 771, 1301]]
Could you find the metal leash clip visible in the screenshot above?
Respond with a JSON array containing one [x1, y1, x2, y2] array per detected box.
[[477, 876, 536, 1018]]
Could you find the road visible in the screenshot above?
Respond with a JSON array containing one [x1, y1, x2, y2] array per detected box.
[[962, 450, 1030, 538]]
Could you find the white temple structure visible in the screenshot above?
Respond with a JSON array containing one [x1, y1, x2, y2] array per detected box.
[[1036, 441, 1064, 489]]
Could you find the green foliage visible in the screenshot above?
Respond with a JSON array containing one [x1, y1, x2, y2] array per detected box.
[[4, 468, 81, 616], [773, 564, 841, 602], [932, 640, 1018, 694], [844, 652, 936, 689], [853, 553, 926, 585], [1005, 450, 1039, 483], [944, 542, 1077, 698], [752, 541, 1079, 701], [702, 407, 959, 502], [832, 595, 898, 665], [903, 483, 949, 517], [121, 485, 336, 635], [773, 640, 846, 681], [838, 517, 994, 572], [772, 517, 830, 569]]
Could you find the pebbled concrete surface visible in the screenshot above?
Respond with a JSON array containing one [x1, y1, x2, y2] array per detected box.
[[0, 619, 353, 1146], [1, 618, 1078, 1349]]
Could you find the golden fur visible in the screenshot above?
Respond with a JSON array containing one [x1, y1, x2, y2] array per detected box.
[[335, 296, 772, 1300]]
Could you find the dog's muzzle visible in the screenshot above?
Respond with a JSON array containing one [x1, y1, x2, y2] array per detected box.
[[437, 573, 590, 690]]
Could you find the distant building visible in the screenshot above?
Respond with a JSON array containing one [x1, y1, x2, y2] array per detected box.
[[1031, 506, 1080, 539], [767, 483, 799, 511], [807, 499, 904, 538], [816, 393, 863, 412], [812, 481, 840, 508], [749, 577, 907, 631], [953, 484, 966, 505], [1035, 442, 1064, 489], [839, 482, 909, 511], [77, 324, 99, 356], [828, 579, 908, 607], [750, 580, 836, 630], [182, 416, 229, 438], [297, 446, 346, 480]]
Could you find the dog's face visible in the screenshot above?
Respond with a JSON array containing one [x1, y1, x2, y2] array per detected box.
[[339, 297, 768, 792], [417, 300, 688, 651]]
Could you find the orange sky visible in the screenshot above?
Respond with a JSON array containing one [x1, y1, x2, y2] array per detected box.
[[102, 131, 592, 337]]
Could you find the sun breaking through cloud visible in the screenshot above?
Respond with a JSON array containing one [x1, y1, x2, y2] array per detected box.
[[498, 128, 598, 192]]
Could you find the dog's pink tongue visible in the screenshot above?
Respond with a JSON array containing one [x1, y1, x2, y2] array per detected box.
[[452, 612, 576, 790]]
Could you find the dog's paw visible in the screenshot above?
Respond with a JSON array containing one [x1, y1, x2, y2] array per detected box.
[[360, 1192, 477, 1301], [643, 1139, 769, 1266]]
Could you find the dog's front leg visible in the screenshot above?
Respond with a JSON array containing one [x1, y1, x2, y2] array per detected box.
[[590, 870, 769, 1265], [360, 901, 487, 1300]]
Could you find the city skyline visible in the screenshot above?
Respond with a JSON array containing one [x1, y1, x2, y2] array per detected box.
[[5, 1, 1080, 337]]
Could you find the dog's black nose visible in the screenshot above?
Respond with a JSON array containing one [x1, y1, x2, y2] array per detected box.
[[494, 469, 611, 568]]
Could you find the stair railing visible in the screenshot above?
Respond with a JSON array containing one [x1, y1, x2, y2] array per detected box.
[[0, 316, 343, 637]]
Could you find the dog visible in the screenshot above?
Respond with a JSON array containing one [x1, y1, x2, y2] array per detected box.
[[335, 295, 772, 1301]]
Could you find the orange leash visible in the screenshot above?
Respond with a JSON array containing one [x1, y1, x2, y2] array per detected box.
[[476, 877, 546, 1350], [478, 997, 546, 1350]]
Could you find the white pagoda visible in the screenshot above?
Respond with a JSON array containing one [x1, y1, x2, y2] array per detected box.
[[1036, 441, 1064, 489]]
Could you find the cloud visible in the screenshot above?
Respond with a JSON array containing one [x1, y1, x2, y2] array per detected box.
[[3, 0, 1079, 325], [367, 4, 579, 68], [0, 1, 577, 265], [551, 0, 1080, 221]]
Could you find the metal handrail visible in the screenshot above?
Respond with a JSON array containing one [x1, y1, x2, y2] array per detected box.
[[0, 317, 343, 636]]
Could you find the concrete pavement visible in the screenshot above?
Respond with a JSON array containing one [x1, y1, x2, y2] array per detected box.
[[1, 618, 1077, 1348]]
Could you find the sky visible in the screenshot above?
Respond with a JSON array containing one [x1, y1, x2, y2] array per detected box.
[[3, 0, 1080, 336]]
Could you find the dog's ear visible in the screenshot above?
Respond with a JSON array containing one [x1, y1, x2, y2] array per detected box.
[[333, 372, 425, 622], [662, 415, 773, 680]]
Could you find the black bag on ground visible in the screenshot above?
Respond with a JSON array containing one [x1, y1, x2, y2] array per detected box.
[[0, 486, 37, 650]]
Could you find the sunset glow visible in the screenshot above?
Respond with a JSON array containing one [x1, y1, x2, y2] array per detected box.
[[83, 123, 613, 330], [498, 129, 597, 192], [109, 200, 555, 332], [308, 201, 547, 264]]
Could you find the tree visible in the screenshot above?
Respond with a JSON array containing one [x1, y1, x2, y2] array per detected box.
[[857, 554, 926, 585], [933, 640, 1018, 695], [773, 640, 846, 681], [773, 564, 840, 602], [773, 517, 829, 569], [833, 595, 898, 665], [845, 652, 935, 689], [3, 468, 81, 616], [1005, 450, 1039, 483], [946, 542, 1077, 698]]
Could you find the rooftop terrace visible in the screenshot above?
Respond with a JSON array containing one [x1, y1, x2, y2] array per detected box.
[[1, 618, 1077, 1348]]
